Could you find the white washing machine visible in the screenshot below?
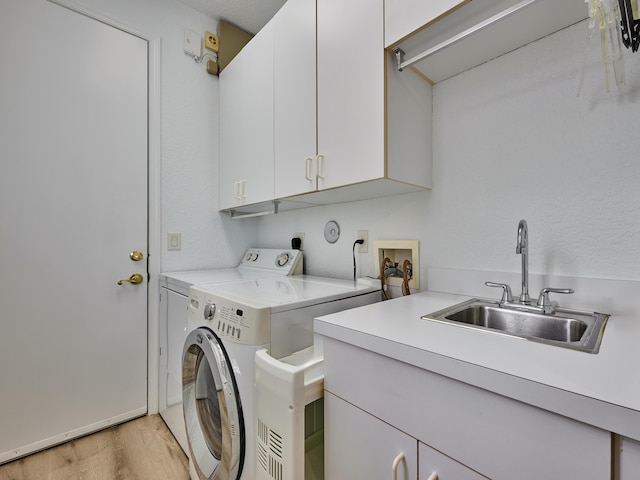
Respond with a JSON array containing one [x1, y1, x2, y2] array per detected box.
[[183, 276, 380, 480], [159, 249, 303, 454]]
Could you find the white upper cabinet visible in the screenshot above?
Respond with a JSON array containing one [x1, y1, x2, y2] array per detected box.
[[220, 0, 432, 212], [219, 23, 275, 210], [384, 0, 464, 47], [219, 52, 244, 210], [273, 0, 317, 199], [307, 0, 431, 202], [275, 0, 432, 202]]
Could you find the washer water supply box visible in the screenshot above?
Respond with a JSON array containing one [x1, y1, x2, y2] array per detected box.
[[255, 346, 324, 480]]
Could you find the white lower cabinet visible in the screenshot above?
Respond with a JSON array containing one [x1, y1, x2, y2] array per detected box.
[[419, 442, 487, 480], [325, 392, 417, 480], [322, 337, 611, 480], [617, 436, 640, 479], [326, 391, 486, 479]]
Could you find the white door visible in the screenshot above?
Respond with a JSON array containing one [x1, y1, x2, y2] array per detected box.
[[0, 0, 148, 462]]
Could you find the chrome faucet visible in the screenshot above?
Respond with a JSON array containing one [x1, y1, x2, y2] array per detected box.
[[485, 219, 575, 314], [516, 220, 530, 304]]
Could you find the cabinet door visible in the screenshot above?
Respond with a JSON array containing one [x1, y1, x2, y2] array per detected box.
[[241, 22, 274, 205], [323, 336, 611, 480], [619, 436, 640, 479], [384, 0, 463, 47], [273, 0, 317, 198], [219, 51, 246, 209], [317, 0, 385, 190], [219, 23, 274, 209], [325, 391, 417, 480], [419, 442, 488, 480]]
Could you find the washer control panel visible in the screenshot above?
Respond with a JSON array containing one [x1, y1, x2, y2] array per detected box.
[[188, 287, 271, 346]]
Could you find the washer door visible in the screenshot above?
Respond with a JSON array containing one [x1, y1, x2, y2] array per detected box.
[[183, 327, 245, 480]]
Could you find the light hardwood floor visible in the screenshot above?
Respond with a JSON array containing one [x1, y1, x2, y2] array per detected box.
[[0, 415, 189, 480]]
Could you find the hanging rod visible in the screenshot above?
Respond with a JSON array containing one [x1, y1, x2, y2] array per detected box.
[[393, 0, 538, 71]]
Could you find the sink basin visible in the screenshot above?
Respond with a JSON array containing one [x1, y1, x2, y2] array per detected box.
[[423, 299, 609, 353]]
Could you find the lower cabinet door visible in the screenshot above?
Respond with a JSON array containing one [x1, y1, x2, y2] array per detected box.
[[325, 391, 418, 480], [419, 442, 489, 480], [619, 436, 640, 479]]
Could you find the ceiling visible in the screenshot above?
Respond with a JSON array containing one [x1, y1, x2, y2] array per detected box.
[[178, 0, 287, 34]]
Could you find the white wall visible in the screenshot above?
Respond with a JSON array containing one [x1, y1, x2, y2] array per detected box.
[[66, 0, 258, 271], [257, 20, 640, 286]]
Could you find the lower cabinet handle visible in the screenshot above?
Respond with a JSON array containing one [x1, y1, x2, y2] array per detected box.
[[392, 452, 405, 480]]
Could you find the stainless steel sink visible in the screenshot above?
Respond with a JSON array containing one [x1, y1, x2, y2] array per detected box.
[[423, 299, 609, 353]]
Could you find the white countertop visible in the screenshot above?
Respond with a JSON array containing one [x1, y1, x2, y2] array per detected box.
[[314, 284, 640, 440]]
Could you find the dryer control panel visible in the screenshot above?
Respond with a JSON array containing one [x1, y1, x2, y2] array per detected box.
[[238, 248, 303, 274]]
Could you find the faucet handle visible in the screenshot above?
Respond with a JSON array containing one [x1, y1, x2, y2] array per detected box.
[[485, 282, 514, 305], [537, 287, 574, 313]]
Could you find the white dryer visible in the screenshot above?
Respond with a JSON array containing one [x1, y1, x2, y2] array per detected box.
[[183, 276, 380, 480], [159, 249, 303, 454]]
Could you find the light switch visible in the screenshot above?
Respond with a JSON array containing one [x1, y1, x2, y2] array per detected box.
[[168, 233, 181, 251]]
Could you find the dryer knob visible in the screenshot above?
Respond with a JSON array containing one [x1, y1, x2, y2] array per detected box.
[[203, 303, 216, 320]]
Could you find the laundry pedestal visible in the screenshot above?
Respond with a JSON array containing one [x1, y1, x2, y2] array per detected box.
[[255, 346, 324, 480]]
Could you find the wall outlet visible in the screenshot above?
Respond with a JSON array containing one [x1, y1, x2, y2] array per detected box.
[[357, 230, 368, 253], [205, 31, 219, 52], [293, 232, 305, 250]]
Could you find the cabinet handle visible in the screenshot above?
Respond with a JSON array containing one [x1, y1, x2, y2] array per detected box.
[[233, 181, 241, 199], [392, 452, 404, 480], [317, 154, 325, 179], [304, 157, 313, 181], [240, 179, 247, 199]]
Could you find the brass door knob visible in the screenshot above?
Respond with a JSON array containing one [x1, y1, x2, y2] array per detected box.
[[118, 273, 144, 285], [130, 250, 144, 261]]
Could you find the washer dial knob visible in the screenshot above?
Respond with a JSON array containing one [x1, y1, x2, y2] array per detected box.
[[203, 303, 216, 320]]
